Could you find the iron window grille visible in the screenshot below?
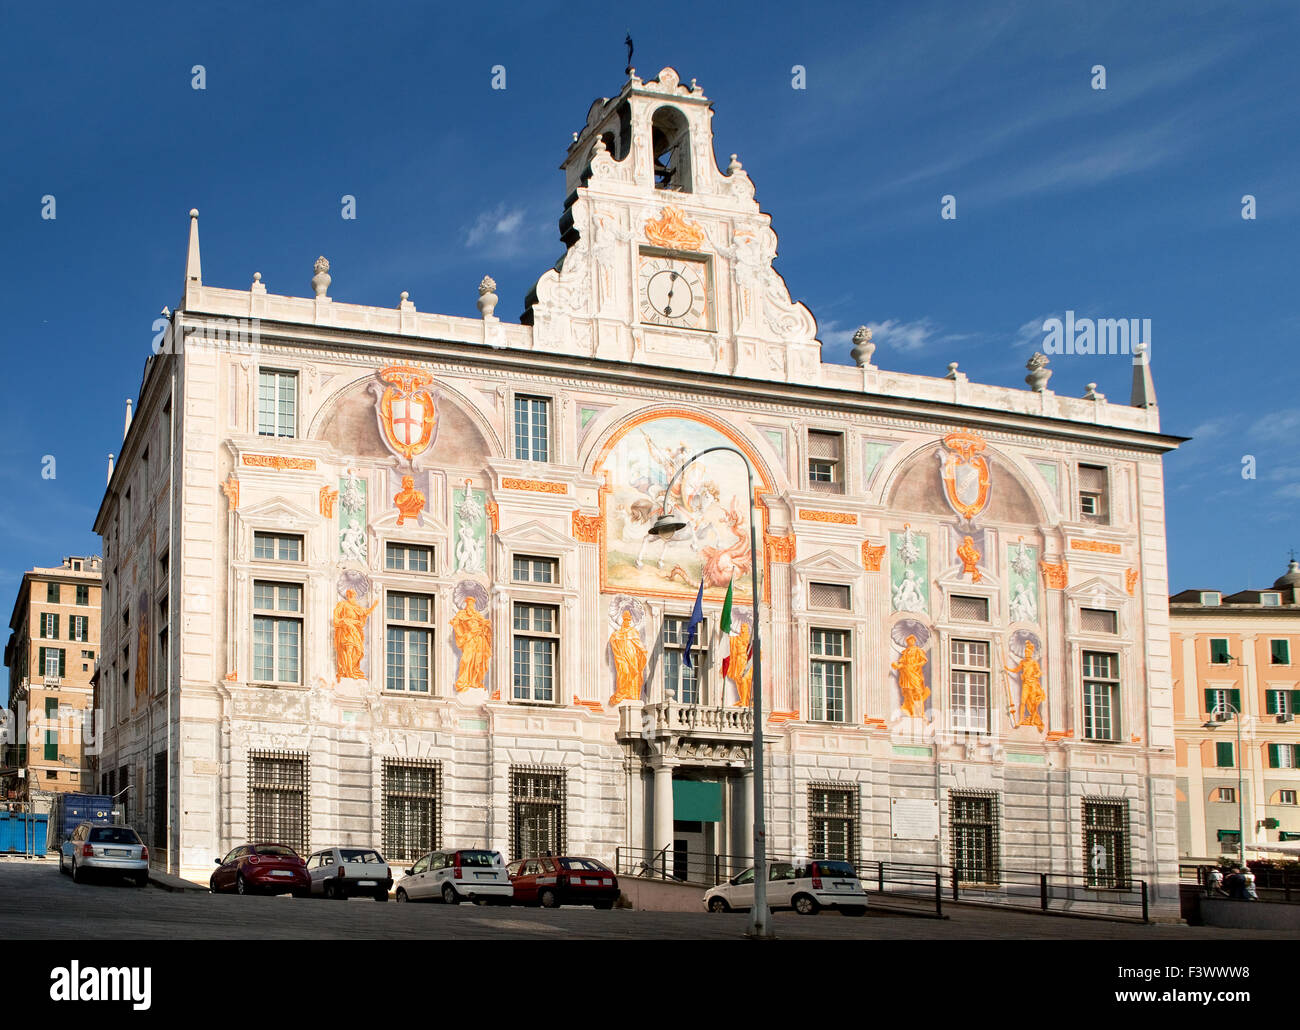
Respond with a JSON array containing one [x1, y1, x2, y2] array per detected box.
[[664, 615, 708, 704], [951, 595, 989, 622], [510, 765, 566, 860], [807, 782, 860, 865], [248, 750, 309, 855], [950, 789, 1000, 885], [808, 430, 844, 493], [1082, 797, 1130, 889], [1081, 608, 1118, 634], [382, 759, 442, 863], [809, 582, 851, 610]]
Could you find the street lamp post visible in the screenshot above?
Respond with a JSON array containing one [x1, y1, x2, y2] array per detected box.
[[649, 445, 771, 939], [1202, 701, 1245, 868]]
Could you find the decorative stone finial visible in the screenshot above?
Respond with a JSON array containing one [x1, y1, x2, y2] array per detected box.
[[850, 326, 875, 368], [572, 131, 579, 143], [946, 362, 960, 379], [251, 271, 265, 294], [107, 453, 115, 484], [1083, 382, 1100, 399], [727, 154, 743, 174], [1130, 341, 1157, 408], [1025, 352, 1052, 392], [189, 209, 199, 219], [400, 291, 408, 301], [312, 256, 331, 298], [477, 276, 498, 319]]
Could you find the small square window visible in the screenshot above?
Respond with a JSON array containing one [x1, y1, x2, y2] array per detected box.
[[1081, 608, 1118, 634], [1279, 790, 1297, 806], [513, 555, 558, 584], [1218, 787, 1236, 803], [1261, 592, 1282, 607], [809, 582, 850, 610], [1209, 638, 1231, 664], [253, 532, 303, 562], [1270, 639, 1290, 666], [951, 595, 989, 622], [1200, 592, 1221, 607]]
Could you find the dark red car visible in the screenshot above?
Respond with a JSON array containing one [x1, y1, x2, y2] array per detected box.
[[507, 856, 619, 909], [210, 843, 311, 896]]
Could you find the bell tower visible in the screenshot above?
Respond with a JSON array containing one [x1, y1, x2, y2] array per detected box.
[[523, 67, 822, 385]]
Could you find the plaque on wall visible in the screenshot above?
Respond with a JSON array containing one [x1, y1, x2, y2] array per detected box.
[[890, 798, 940, 840]]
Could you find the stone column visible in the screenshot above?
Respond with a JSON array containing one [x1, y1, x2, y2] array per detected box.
[[737, 769, 755, 865], [652, 761, 675, 860], [624, 756, 645, 863]]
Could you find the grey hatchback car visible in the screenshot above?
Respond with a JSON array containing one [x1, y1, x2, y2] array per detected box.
[[60, 823, 149, 886]]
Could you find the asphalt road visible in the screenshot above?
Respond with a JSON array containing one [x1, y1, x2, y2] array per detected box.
[[1, 858, 1290, 940]]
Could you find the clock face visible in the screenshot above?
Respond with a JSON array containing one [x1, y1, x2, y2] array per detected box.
[[639, 254, 710, 330]]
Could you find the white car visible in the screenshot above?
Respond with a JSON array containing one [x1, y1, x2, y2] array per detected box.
[[60, 823, 149, 887], [395, 848, 513, 905], [704, 860, 868, 916], [304, 846, 394, 901]]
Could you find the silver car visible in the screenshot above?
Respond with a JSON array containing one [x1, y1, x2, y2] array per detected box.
[[60, 823, 149, 887], [304, 846, 394, 900]]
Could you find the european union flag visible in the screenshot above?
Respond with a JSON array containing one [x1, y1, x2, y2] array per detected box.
[[682, 578, 705, 668]]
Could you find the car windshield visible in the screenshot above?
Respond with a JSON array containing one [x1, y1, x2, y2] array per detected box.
[[559, 858, 608, 872], [89, 827, 140, 844], [340, 849, 383, 864], [815, 861, 857, 878], [457, 850, 498, 867], [734, 868, 755, 885], [253, 845, 298, 857]]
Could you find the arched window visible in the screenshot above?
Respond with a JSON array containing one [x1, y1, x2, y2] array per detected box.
[[651, 106, 692, 192]]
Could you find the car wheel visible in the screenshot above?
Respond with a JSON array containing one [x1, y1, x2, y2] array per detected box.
[[71, 859, 84, 884], [396, 888, 409, 903], [323, 881, 336, 900], [841, 905, 867, 917], [708, 896, 730, 913], [236, 874, 250, 896], [442, 883, 459, 905], [792, 893, 819, 916], [539, 888, 559, 909], [134, 872, 149, 888], [593, 900, 615, 910]]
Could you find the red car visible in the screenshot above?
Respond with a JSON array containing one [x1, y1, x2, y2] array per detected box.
[[211, 843, 312, 896], [507, 856, 619, 909]]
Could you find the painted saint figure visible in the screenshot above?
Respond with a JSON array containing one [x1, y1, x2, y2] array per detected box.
[[728, 622, 753, 707], [394, 475, 426, 526], [892, 635, 929, 717], [608, 610, 648, 707], [450, 596, 492, 692], [333, 588, 379, 681], [1006, 642, 1045, 729]]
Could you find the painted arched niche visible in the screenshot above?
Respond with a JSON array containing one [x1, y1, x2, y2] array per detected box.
[[885, 440, 1048, 526], [592, 409, 772, 602]]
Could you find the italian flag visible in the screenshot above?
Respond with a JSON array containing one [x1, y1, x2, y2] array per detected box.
[[717, 579, 752, 681]]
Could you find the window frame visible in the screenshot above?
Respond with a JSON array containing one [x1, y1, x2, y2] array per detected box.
[[809, 626, 851, 723], [807, 782, 860, 865], [807, 428, 846, 494], [256, 367, 299, 439], [511, 554, 559, 586], [253, 531, 305, 564], [384, 542, 434, 574], [511, 601, 560, 704], [251, 579, 305, 686], [382, 758, 442, 864], [384, 590, 434, 695], [949, 638, 992, 734], [509, 765, 566, 861], [1081, 649, 1121, 742], [663, 613, 709, 705], [512, 393, 552, 464]]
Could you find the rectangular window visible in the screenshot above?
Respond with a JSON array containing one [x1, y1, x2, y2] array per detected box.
[[512, 555, 558, 584], [1078, 464, 1109, 524], [1083, 799, 1130, 888], [950, 639, 990, 733], [382, 759, 441, 863], [510, 767, 566, 860], [1271, 639, 1291, 665], [1261, 592, 1282, 607], [950, 791, 999, 884], [951, 595, 989, 623], [41, 647, 65, 679], [1279, 789, 1297, 805], [1268, 744, 1300, 769], [257, 370, 297, 438], [1200, 592, 1221, 606], [70, 616, 88, 642], [1266, 690, 1300, 717], [1218, 787, 1236, 803], [512, 603, 558, 703], [385, 543, 432, 572], [47, 582, 60, 604], [76, 585, 89, 606], [39, 613, 59, 639], [1216, 741, 1234, 768], [248, 751, 308, 855], [809, 582, 851, 611], [1204, 687, 1241, 717], [1082, 651, 1120, 741], [1081, 608, 1118, 634], [514, 395, 550, 462], [385, 592, 433, 693], [810, 628, 850, 723], [1209, 638, 1231, 664], [44, 698, 59, 761], [808, 430, 844, 492], [808, 783, 859, 864], [664, 615, 708, 705], [252, 581, 303, 684], [152, 750, 167, 854], [253, 532, 303, 562]]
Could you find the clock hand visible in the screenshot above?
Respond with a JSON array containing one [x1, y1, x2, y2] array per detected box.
[[664, 271, 679, 316]]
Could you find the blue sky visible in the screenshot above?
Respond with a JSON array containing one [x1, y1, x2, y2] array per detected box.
[[1, 0, 1297, 689]]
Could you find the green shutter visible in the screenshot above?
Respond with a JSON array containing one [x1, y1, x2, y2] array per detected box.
[[38, 647, 46, 675], [1230, 689, 1241, 712], [1216, 741, 1234, 767], [1291, 690, 1300, 715], [58, 649, 65, 677], [1273, 639, 1291, 665], [1267, 691, 1280, 715], [44, 698, 58, 761], [1204, 689, 1216, 714], [1269, 744, 1281, 768], [1210, 639, 1230, 663]]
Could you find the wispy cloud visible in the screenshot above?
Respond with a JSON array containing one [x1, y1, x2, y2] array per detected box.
[[867, 317, 972, 355], [465, 204, 528, 249], [1250, 408, 1300, 444]]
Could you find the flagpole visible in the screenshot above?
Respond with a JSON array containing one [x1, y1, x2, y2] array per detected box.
[[649, 445, 772, 940]]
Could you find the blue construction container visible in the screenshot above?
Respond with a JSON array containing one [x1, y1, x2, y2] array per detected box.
[[0, 812, 48, 855], [47, 793, 114, 850]]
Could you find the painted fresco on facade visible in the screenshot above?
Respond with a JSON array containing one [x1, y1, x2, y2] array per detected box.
[[454, 482, 487, 574], [601, 415, 757, 600], [890, 618, 932, 721], [339, 470, 367, 561], [890, 525, 928, 614], [1008, 540, 1040, 624]]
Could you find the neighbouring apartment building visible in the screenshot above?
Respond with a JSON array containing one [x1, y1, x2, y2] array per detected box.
[[2, 556, 103, 800], [92, 67, 1183, 915], [1170, 559, 1300, 859]]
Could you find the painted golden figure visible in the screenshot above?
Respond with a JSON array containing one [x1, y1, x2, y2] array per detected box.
[[892, 635, 929, 717], [394, 475, 426, 526], [333, 588, 379, 681], [728, 622, 754, 707], [957, 535, 982, 582], [608, 610, 648, 707], [1006, 642, 1045, 729], [450, 596, 492, 692]]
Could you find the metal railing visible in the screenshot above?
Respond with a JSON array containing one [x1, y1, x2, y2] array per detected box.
[[615, 845, 752, 887], [1184, 862, 1300, 903]]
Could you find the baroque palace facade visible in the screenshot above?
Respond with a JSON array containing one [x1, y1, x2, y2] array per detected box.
[[93, 68, 1183, 912]]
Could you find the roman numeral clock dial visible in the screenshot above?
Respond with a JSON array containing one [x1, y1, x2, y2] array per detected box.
[[638, 254, 710, 330]]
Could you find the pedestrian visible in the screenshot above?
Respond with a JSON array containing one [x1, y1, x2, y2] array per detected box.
[[1206, 866, 1224, 896], [1243, 867, 1258, 901], [1223, 866, 1246, 899]]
